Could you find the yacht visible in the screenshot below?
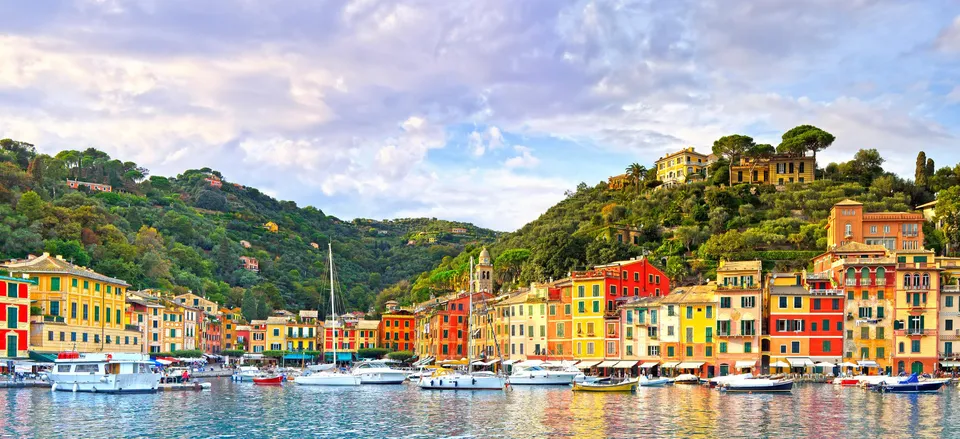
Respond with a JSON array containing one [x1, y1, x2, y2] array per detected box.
[[296, 243, 361, 387], [418, 257, 505, 391], [509, 365, 580, 385], [353, 360, 408, 384], [232, 366, 260, 382], [49, 352, 160, 393]]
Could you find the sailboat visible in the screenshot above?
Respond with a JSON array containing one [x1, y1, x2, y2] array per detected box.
[[417, 257, 505, 390], [295, 243, 361, 387]]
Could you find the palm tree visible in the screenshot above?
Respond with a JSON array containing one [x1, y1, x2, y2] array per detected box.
[[626, 163, 647, 193]]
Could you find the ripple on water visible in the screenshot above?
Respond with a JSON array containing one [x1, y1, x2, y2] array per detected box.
[[0, 380, 957, 438]]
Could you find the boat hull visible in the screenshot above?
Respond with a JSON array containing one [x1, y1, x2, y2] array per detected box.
[[254, 376, 284, 385], [509, 372, 578, 385], [638, 378, 670, 387], [356, 371, 408, 384], [50, 373, 161, 393], [879, 381, 947, 393], [724, 380, 794, 393], [572, 380, 637, 392], [295, 373, 361, 386], [417, 374, 504, 390]]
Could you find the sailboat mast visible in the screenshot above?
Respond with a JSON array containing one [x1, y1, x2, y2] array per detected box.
[[329, 242, 337, 364], [468, 257, 474, 374]]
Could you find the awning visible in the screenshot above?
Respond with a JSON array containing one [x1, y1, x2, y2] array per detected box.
[[28, 351, 58, 363], [283, 353, 314, 361], [242, 354, 263, 360], [770, 361, 790, 368], [502, 359, 519, 365], [840, 362, 859, 368], [941, 361, 960, 368], [597, 360, 620, 368], [640, 362, 659, 368], [676, 361, 704, 369], [614, 360, 638, 369], [857, 360, 879, 368], [786, 358, 814, 367], [815, 361, 836, 368], [324, 352, 353, 361], [575, 361, 600, 369], [735, 361, 756, 369], [660, 361, 680, 369]]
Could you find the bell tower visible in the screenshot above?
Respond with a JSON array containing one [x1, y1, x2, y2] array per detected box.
[[474, 247, 493, 293]]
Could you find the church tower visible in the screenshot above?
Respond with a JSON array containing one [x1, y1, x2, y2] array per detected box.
[[474, 247, 493, 293]]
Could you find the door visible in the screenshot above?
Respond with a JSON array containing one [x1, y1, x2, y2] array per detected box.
[[6, 334, 16, 358], [6, 307, 17, 329], [719, 364, 729, 376], [911, 361, 924, 375]]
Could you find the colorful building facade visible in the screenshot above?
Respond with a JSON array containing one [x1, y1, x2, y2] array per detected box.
[[0, 275, 34, 359], [715, 260, 762, 375], [767, 272, 844, 371], [826, 199, 925, 252], [730, 154, 815, 185], [894, 250, 940, 374], [655, 147, 712, 186]]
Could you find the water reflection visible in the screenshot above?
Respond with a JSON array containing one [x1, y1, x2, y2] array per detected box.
[[0, 381, 958, 438]]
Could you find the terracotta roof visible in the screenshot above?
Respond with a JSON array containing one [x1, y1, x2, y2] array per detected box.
[[266, 316, 290, 324], [834, 199, 863, 206], [500, 292, 530, 305], [235, 325, 251, 331], [299, 310, 319, 318], [832, 242, 888, 253], [717, 260, 761, 272], [250, 319, 267, 325], [2, 253, 130, 286]]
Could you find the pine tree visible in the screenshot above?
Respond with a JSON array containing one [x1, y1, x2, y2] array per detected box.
[[926, 158, 935, 179]]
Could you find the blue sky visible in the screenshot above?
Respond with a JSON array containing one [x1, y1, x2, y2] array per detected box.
[[2, 0, 960, 231]]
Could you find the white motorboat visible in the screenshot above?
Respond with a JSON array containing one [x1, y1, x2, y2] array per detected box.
[[49, 352, 160, 394], [353, 360, 408, 384], [418, 257, 505, 391], [709, 373, 754, 387], [638, 376, 671, 387], [723, 378, 794, 393], [296, 243, 360, 387], [233, 366, 260, 382], [673, 374, 700, 384], [509, 365, 580, 385]]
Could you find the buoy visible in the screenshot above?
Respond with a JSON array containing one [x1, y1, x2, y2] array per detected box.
[[72, 383, 78, 393], [51, 382, 57, 392]]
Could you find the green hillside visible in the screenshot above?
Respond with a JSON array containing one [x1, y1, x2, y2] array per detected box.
[[395, 128, 960, 306], [0, 140, 498, 318]]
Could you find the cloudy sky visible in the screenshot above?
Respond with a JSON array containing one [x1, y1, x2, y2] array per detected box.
[[2, 1, 960, 231]]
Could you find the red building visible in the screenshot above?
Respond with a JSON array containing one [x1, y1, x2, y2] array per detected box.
[[583, 257, 670, 313], [203, 318, 222, 354], [418, 291, 492, 362], [378, 301, 415, 352], [0, 275, 33, 359], [767, 273, 845, 370]]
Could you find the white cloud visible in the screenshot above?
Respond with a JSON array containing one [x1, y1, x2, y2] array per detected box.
[[504, 146, 541, 168], [935, 15, 960, 52], [469, 126, 506, 157]]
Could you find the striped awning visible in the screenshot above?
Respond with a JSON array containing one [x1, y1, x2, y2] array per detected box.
[[639, 362, 659, 368], [614, 360, 638, 369], [660, 361, 680, 369], [575, 361, 600, 369], [787, 357, 814, 367], [597, 360, 620, 368]]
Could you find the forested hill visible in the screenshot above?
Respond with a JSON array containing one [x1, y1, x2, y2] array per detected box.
[[394, 128, 960, 306], [0, 139, 498, 317]]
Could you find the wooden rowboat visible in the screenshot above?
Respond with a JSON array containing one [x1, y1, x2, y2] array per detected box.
[[572, 378, 637, 392], [253, 375, 283, 385]]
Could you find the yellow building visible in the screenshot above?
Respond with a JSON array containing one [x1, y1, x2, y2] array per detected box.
[[1, 275, 35, 359], [730, 154, 816, 185], [571, 274, 605, 360], [607, 174, 630, 190], [175, 293, 219, 317], [676, 284, 718, 378], [2, 253, 142, 354], [894, 250, 940, 374], [490, 295, 513, 360], [715, 260, 763, 375], [264, 221, 279, 233], [655, 147, 712, 186], [265, 316, 289, 351], [221, 307, 243, 351], [161, 302, 186, 352], [285, 320, 317, 352], [356, 319, 379, 349]]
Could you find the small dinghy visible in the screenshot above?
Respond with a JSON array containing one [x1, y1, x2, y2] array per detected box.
[[572, 378, 638, 392], [253, 375, 284, 385], [722, 378, 793, 393]]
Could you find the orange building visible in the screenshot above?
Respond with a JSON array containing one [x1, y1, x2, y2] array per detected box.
[[546, 279, 573, 360], [826, 199, 925, 252], [379, 301, 415, 352]]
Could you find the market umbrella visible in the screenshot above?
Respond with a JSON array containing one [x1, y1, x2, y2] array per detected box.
[[815, 361, 836, 368]]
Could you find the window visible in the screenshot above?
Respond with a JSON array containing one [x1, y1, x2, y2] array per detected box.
[[719, 342, 727, 353], [823, 340, 831, 352], [791, 341, 800, 354], [564, 304, 571, 315], [705, 346, 713, 357], [846, 330, 853, 339], [686, 346, 693, 357], [861, 327, 869, 340], [51, 277, 61, 291], [744, 342, 752, 353], [549, 305, 556, 316], [780, 344, 786, 354], [686, 327, 693, 343], [833, 299, 841, 310], [578, 302, 585, 313], [667, 346, 675, 357], [779, 297, 787, 308], [94, 306, 100, 322], [106, 307, 111, 323], [847, 291, 854, 300], [741, 320, 756, 336], [706, 306, 713, 319], [586, 343, 594, 355], [720, 297, 731, 308], [741, 296, 755, 308], [793, 297, 802, 308], [947, 320, 954, 331], [948, 296, 955, 308], [686, 307, 693, 319], [667, 326, 674, 336], [862, 291, 869, 300], [898, 342, 905, 353], [578, 286, 585, 297], [592, 285, 600, 297], [717, 320, 731, 336], [877, 327, 884, 339], [592, 301, 600, 313], [911, 340, 920, 353]]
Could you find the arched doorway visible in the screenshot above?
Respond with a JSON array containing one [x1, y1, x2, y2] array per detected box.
[[719, 363, 729, 377], [897, 361, 905, 374], [761, 339, 771, 352], [911, 361, 924, 375]]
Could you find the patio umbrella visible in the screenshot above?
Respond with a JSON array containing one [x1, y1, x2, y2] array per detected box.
[[815, 361, 835, 368]]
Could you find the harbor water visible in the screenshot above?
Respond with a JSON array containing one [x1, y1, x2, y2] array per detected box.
[[1, 379, 957, 438]]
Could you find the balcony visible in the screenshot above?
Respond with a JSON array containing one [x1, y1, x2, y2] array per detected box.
[[42, 315, 65, 323], [898, 262, 930, 269], [941, 330, 960, 341], [904, 284, 931, 292], [943, 285, 960, 293], [876, 279, 887, 286], [806, 272, 831, 280], [895, 329, 935, 337], [845, 279, 857, 286], [125, 324, 140, 332], [903, 231, 919, 237], [810, 289, 844, 296], [860, 279, 872, 287]]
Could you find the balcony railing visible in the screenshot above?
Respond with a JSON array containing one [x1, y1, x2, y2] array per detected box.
[[810, 289, 844, 296], [904, 284, 931, 291], [941, 330, 960, 341], [903, 231, 919, 237], [125, 324, 140, 332], [943, 285, 960, 293], [876, 279, 887, 286], [860, 279, 872, 287], [845, 279, 857, 286], [42, 315, 65, 323], [895, 329, 935, 336]]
